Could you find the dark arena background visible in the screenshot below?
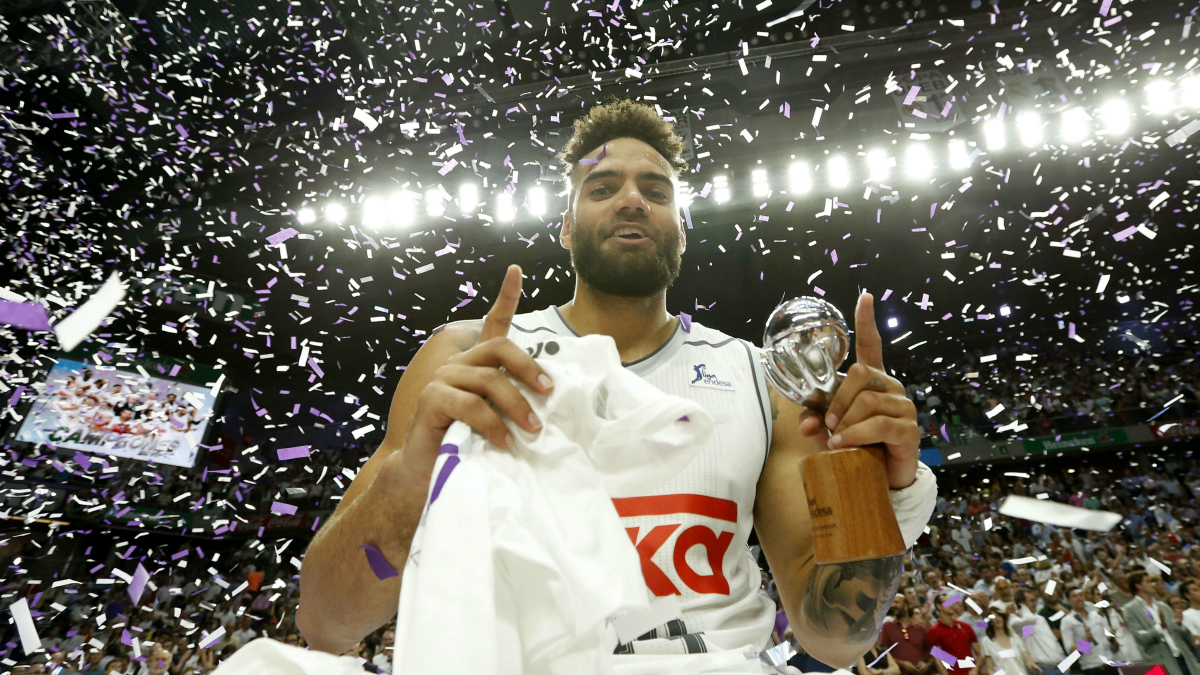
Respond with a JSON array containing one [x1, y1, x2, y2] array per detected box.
[[0, 0, 1198, 670]]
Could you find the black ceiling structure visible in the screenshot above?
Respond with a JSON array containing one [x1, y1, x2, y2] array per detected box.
[[1, 0, 1197, 451]]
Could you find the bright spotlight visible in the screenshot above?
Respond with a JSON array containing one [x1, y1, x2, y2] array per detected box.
[[324, 202, 346, 223], [866, 149, 890, 182], [983, 119, 1006, 150], [496, 191, 515, 222], [752, 169, 769, 197], [1016, 113, 1043, 147], [1144, 80, 1174, 114], [361, 197, 387, 229], [459, 183, 479, 213], [296, 207, 316, 225], [1180, 76, 1200, 109], [788, 162, 811, 193], [713, 175, 731, 204], [1060, 108, 1090, 144], [906, 144, 933, 179], [528, 186, 547, 218], [677, 181, 694, 208], [948, 139, 971, 169], [388, 191, 416, 228], [1100, 100, 1131, 135], [1000, 305, 1011, 317], [828, 155, 850, 189], [425, 189, 445, 217], [887, 317, 898, 328]]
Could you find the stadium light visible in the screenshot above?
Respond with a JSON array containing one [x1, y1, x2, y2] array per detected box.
[[361, 197, 387, 229], [1100, 100, 1131, 135], [828, 155, 850, 189], [866, 149, 890, 182], [1180, 76, 1200, 109], [714, 175, 731, 204], [425, 189, 445, 217], [324, 202, 346, 223], [1016, 113, 1043, 147], [1000, 305, 1011, 317], [389, 191, 416, 228], [984, 119, 1006, 150], [528, 186, 547, 218], [948, 139, 971, 169], [905, 144, 933, 179], [677, 181, 694, 208], [459, 183, 479, 213], [788, 161, 811, 193], [887, 317, 898, 328], [1144, 80, 1174, 114], [752, 169, 769, 197], [1060, 108, 1090, 144], [496, 191, 515, 222], [296, 207, 316, 225]]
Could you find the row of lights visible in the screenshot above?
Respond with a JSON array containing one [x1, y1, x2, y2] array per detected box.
[[294, 80, 1199, 228]]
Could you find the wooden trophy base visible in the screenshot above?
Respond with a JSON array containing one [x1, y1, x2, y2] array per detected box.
[[800, 445, 907, 565]]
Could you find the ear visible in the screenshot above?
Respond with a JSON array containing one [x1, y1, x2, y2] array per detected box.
[[560, 207, 573, 250]]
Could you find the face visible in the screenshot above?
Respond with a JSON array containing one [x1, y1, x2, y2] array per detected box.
[[1189, 584, 1200, 604], [1170, 596, 1187, 612], [563, 137, 684, 298], [1069, 590, 1085, 611]]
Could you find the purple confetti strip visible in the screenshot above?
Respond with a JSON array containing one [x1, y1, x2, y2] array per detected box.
[[8, 385, 26, 407], [1077, 640, 1092, 654], [271, 502, 297, 515], [942, 593, 963, 607], [0, 300, 52, 332], [1023, 625, 1034, 638], [308, 357, 325, 378], [868, 643, 898, 668], [579, 143, 608, 166], [128, 563, 150, 605], [359, 545, 399, 580], [930, 646, 956, 667], [428, 455, 461, 507], [679, 312, 692, 333], [266, 228, 298, 246], [277, 445, 311, 461]]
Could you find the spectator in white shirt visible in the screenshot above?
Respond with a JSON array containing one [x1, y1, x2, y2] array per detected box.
[[1181, 580, 1200, 650], [1009, 589, 1067, 675], [1059, 588, 1114, 674]]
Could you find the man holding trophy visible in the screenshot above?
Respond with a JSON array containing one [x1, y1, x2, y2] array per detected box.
[[298, 100, 938, 667]]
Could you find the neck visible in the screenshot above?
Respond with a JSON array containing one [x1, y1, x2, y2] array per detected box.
[[1138, 590, 1155, 602], [941, 615, 956, 627], [560, 283, 675, 362]]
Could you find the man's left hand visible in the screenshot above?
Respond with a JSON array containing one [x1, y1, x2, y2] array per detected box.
[[798, 292, 921, 489]]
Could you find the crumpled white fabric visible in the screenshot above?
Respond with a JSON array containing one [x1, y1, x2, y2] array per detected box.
[[394, 334, 722, 675]]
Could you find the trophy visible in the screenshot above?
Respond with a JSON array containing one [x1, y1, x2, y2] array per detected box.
[[762, 297, 906, 564]]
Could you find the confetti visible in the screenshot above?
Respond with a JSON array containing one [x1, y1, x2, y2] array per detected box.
[[359, 544, 400, 580]]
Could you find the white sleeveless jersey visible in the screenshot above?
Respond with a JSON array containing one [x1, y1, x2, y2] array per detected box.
[[506, 306, 776, 654]]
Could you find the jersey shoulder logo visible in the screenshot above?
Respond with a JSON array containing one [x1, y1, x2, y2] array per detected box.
[[689, 364, 735, 391]]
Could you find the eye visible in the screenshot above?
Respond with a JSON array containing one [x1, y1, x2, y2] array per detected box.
[[590, 185, 613, 196]]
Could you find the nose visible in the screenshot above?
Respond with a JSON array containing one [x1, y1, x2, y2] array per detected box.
[[613, 181, 650, 216]]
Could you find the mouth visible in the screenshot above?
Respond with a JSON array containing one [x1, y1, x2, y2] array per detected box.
[[607, 222, 652, 243]]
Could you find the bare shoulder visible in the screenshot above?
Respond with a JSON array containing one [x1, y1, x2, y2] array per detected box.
[[428, 318, 485, 352]]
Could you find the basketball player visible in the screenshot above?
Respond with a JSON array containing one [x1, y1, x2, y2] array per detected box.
[[298, 100, 929, 664]]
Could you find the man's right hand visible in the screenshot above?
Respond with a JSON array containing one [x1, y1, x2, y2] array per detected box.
[[395, 264, 555, 488]]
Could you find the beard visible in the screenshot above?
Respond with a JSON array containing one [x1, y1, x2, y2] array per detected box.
[[569, 216, 683, 298]]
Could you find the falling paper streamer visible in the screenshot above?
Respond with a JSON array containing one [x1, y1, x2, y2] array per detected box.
[[0, 300, 52, 331], [53, 271, 126, 352], [931, 646, 956, 667], [199, 627, 226, 649], [277, 445, 311, 461], [360, 544, 399, 580], [267, 227, 299, 246], [9, 598, 41, 655], [1023, 625, 1035, 638], [129, 563, 150, 604], [998, 495, 1123, 531], [353, 108, 379, 131]]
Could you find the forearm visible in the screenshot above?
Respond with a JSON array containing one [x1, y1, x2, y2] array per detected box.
[[787, 554, 905, 668], [296, 455, 426, 654]]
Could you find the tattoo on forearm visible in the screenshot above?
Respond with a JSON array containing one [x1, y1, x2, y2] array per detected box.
[[801, 554, 905, 645]]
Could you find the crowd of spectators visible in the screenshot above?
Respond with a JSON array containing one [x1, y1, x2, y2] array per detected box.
[[891, 325, 1199, 445], [766, 449, 1200, 675]]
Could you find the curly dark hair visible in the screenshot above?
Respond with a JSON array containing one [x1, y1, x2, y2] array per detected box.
[[557, 99, 688, 190]]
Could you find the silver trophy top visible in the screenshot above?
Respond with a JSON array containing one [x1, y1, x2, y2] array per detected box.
[[761, 297, 850, 405]]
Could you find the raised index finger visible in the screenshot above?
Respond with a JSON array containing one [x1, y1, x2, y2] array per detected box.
[[478, 264, 523, 343], [854, 292, 885, 371]]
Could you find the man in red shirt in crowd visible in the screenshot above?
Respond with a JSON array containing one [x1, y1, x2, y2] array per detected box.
[[928, 593, 981, 675]]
